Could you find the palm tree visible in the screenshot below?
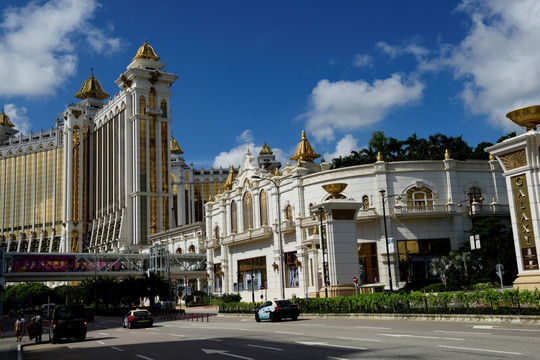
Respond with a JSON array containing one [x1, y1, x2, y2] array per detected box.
[[120, 275, 144, 307], [142, 271, 169, 308], [429, 257, 450, 287]]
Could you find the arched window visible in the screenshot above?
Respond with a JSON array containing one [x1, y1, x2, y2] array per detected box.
[[243, 192, 253, 230], [138, 95, 146, 115], [362, 195, 369, 210], [149, 87, 156, 109], [231, 200, 238, 233], [284, 205, 293, 220], [189, 245, 196, 253], [468, 187, 483, 203], [214, 226, 220, 239], [406, 186, 433, 211], [260, 190, 268, 226], [160, 99, 168, 118], [176, 247, 183, 254]]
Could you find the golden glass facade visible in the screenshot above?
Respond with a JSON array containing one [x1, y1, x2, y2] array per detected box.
[[0, 142, 65, 251], [259, 190, 268, 226], [242, 192, 253, 230]]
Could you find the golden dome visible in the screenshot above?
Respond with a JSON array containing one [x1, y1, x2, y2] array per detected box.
[[290, 130, 321, 162], [74, 73, 109, 100], [259, 142, 273, 155], [132, 40, 160, 61], [170, 136, 184, 154], [0, 109, 15, 128]]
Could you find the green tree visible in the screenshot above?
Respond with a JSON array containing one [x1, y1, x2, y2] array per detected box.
[[141, 271, 169, 308], [119, 275, 144, 307], [429, 257, 450, 287], [4, 282, 54, 311], [473, 217, 517, 284]]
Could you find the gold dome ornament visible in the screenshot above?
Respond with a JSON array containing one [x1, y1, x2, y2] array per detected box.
[[290, 130, 321, 162], [0, 109, 15, 128], [74, 71, 109, 100], [170, 136, 184, 155], [506, 105, 540, 131], [259, 142, 273, 155], [132, 40, 160, 61]]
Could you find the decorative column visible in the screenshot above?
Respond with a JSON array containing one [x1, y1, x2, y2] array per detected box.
[[486, 105, 540, 290], [310, 183, 362, 297]]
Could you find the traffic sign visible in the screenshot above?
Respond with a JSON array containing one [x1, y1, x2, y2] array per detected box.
[[353, 276, 358, 284]]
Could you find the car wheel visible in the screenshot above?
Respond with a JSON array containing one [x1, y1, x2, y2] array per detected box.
[[270, 313, 277, 322], [255, 313, 261, 322], [128, 321, 133, 329], [292, 315, 298, 321], [52, 335, 58, 344], [77, 334, 86, 342]]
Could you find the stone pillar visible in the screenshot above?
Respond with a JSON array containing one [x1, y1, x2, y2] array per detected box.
[[487, 105, 540, 290], [310, 194, 362, 297]]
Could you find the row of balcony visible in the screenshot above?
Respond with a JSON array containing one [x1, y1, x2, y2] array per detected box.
[[207, 203, 509, 249]]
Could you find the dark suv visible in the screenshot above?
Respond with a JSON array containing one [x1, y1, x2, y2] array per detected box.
[[50, 305, 87, 343]]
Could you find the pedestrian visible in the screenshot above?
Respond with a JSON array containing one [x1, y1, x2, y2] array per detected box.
[[14, 317, 24, 342], [31, 315, 43, 343]]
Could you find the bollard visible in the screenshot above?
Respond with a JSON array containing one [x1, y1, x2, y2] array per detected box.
[[191, 313, 193, 321], [207, 313, 209, 322]]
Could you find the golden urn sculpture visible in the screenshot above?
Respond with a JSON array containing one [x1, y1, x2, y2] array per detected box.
[[322, 183, 348, 199], [506, 105, 540, 131]]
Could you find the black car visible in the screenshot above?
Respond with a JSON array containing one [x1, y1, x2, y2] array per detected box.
[[123, 309, 154, 329], [50, 305, 87, 343], [255, 299, 300, 322]]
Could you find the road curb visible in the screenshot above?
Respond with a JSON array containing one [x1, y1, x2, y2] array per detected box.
[[218, 312, 540, 325]]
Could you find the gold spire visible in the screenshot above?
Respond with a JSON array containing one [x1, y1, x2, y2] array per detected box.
[[132, 40, 160, 61], [377, 152, 383, 162], [0, 109, 15, 128], [259, 142, 273, 155], [170, 136, 184, 154], [74, 72, 109, 100], [221, 165, 236, 191], [290, 130, 321, 162]]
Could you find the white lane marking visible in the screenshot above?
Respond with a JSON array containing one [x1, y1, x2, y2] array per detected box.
[[337, 336, 381, 342], [136, 355, 155, 360], [98, 332, 110, 336], [354, 326, 391, 330], [247, 344, 283, 351], [202, 349, 254, 360], [439, 345, 522, 355], [199, 338, 223, 341], [379, 334, 462, 341], [473, 325, 494, 329], [327, 357, 350, 360], [277, 331, 304, 336], [96, 341, 106, 345], [111, 347, 124, 352], [295, 341, 367, 350], [434, 330, 491, 336]]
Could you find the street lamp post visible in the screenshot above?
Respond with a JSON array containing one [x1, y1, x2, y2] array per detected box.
[[251, 175, 286, 299], [458, 192, 484, 248], [379, 189, 401, 291], [311, 207, 328, 298]]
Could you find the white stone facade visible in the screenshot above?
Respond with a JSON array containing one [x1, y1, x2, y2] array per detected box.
[[204, 145, 509, 301]]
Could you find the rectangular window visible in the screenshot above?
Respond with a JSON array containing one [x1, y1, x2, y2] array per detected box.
[[237, 256, 266, 291], [285, 251, 299, 288], [358, 242, 379, 284]]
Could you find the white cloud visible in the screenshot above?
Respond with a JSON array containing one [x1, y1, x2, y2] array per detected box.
[[212, 130, 288, 169], [353, 54, 373, 67], [0, 0, 122, 97], [324, 134, 359, 161], [4, 103, 31, 135], [376, 41, 430, 62], [301, 74, 424, 142], [442, 0, 540, 130]]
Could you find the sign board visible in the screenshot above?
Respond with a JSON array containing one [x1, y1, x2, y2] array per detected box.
[[469, 235, 481, 250]]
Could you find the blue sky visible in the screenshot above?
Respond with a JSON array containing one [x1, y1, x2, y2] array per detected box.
[[0, 0, 536, 168]]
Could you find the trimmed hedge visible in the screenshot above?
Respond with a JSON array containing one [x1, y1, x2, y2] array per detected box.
[[218, 288, 540, 315]]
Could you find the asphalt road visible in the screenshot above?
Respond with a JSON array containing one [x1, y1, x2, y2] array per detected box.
[[21, 314, 540, 360]]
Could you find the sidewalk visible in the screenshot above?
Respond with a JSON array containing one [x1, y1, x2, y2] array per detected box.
[[0, 318, 22, 360]]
